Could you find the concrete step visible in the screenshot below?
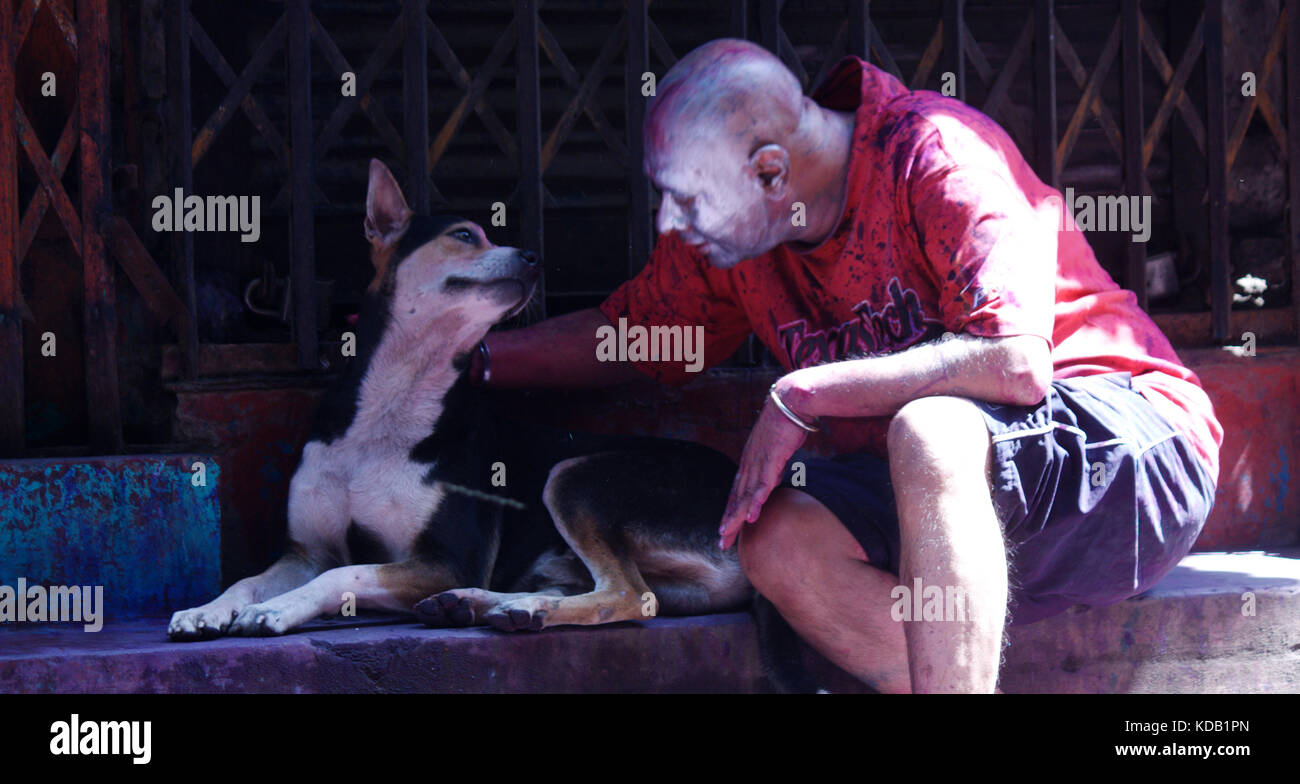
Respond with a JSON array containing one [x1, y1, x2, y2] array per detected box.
[[1001, 550, 1300, 693], [2, 550, 1297, 693]]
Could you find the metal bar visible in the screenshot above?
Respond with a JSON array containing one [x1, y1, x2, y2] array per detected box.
[[1055, 21, 1123, 171], [166, 0, 197, 378], [537, 19, 628, 166], [15, 105, 82, 257], [1122, 0, 1146, 309], [104, 216, 192, 338], [515, 0, 544, 317], [1220, 19, 1289, 172], [426, 18, 519, 167], [403, 0, 429, 214], [120, 0, 144, 231], [943, 0, 965, 101], [648, 19, 676, 68], [288, 0, 317, 367], [982, 17, 1033, 122], [540, 18, 628, 171], [730, 0, 747, 40], [45, 0, 78, 50], [1204, 0, 1229, 342], [0, 0, 25, 454], [79, 0, 123, 452], [849, 0, 871, 61], [758, 0, 779, 54], [809, 19, 848, 90], [1288, 0, 1300, 342], [309, 13, 406, 166], [627, 0, 651, 278], [1141, 15, 1206, 167], [189, 16, 287, 167]]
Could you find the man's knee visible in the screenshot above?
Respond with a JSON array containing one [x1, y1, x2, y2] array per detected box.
[[887, 395, 990, 474]]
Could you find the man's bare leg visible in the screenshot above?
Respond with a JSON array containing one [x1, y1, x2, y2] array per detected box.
[[739, 396, 1007, 694], [738, 487, 912, 694], [888, 395, 1006, 693]]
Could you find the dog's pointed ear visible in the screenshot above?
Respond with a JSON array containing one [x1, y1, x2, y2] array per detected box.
[[364, 159, 412, 247]]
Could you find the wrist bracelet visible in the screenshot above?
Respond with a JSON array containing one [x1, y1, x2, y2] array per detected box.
[[769, 383, 821, 432], [477, 340, 491, 385]]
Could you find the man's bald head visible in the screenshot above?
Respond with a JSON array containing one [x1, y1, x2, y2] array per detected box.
[[640, 38, 853, 269], [645, 39, 805, 168]]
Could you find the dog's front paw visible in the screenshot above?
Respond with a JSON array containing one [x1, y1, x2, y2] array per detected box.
[[227, 603, 290, 636], [484, 597, 554, 632], [414, 590, 477, 627], [168, 606, 235, 641]]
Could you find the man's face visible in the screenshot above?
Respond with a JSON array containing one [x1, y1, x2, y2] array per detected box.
[[646, 139, 785, 269]]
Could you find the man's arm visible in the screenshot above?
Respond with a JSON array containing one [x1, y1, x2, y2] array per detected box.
[[775, 333, 1052, 422], [470, 307, 646, 388]]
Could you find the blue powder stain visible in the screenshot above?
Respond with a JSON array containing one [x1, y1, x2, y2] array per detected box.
[[1265, 445, 1290, 513], [0, 456, 221, 616]]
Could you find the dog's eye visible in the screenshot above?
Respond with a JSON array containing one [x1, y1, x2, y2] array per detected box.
[[450, 229, 474, 244]]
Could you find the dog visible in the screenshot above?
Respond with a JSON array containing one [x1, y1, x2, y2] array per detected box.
[[167, 159, 750, 639]]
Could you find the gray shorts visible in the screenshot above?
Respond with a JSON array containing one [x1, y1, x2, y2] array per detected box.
[[779, 372, 1217, 626]]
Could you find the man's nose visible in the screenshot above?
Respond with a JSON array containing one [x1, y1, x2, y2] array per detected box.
[[656, 192, 683, 235]]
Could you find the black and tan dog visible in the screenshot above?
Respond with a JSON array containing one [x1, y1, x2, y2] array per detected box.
[[167, 160, 749, 639]]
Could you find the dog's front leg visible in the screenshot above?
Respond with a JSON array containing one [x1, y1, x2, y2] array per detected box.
[[227, 559, 458, 636], [168, 546, 322, 640]]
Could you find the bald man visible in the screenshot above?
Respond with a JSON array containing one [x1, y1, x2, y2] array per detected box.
[[467, 40, 1221, 693]]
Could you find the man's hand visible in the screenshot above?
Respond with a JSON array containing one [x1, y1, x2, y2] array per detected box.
[[719, 382, 810, 550]]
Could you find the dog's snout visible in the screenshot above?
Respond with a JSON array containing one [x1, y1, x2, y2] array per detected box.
[[519, 249, 538, 266]]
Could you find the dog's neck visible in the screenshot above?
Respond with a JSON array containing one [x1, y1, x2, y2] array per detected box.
[[358, 298, 487, 446], [309, 289, 483, 449]]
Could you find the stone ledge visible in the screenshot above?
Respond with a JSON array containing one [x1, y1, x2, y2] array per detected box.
[[3, 551, 1297, 694]]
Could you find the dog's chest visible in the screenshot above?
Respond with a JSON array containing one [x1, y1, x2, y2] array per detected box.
[[289, 434, 444, 563]]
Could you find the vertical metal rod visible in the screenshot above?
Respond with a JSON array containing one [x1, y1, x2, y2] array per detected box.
[[1034, 0, 1058, 189], [849, 0, 873, 62], [626, 0, 651, 278], [288, 0, 317, 367], [730, 0, 748, 40], [403, 0, 429, 214], [1122, 0, 1146, 309], [79, 0, 123, 452], [167, 0, 198, 377], [515, 0, 544, 317], [0, 0, 24, 454], [1288, 0, 1300, 342], [758, 0, 779, 54], [1204, 0, 1230, 342], [943, 0, 966, 101]]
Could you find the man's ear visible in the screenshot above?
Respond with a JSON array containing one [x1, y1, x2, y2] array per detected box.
[[364, 159, 412, 247], [749, 144, 790, 198]]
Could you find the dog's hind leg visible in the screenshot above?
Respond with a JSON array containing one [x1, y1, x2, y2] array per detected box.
[[475, 455, 657, 632], [416, 548, 589, 627], [414, 586, 567, 628], [226, 558, 459, 636], [168, 544, 323, 640]]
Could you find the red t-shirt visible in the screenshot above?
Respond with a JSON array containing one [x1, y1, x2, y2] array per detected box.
[[600, 57, 1222, 482]]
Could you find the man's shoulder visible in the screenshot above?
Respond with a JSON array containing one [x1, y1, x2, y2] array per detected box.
[[864, 92, 1017, 179]]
